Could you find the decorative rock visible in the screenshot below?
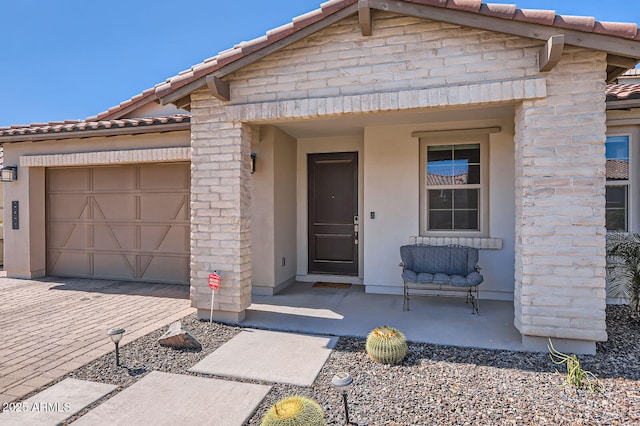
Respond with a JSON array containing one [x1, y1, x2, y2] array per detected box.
[[158, 321, 202, 349]]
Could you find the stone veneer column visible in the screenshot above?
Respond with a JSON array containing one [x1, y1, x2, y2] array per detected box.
[[190, 90, 253, 322], [514, 48, 608, 353]]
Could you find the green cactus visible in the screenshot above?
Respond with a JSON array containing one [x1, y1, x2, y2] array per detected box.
[[260, 396, 325, 426], [366, 325, 408, 364]]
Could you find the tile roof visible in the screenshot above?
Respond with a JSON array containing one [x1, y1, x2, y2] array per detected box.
[[0, 114, 190, 140], [88, 0, 640, 122], [606, 159, 629, 180], [606, 83, 640, 100]]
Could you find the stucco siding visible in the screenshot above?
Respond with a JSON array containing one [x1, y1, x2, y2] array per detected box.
[[363, 117, 516, 300]]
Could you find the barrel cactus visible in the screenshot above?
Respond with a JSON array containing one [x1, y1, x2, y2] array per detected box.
[[366, 325, 408, 364], [260, 396, 325, 426]]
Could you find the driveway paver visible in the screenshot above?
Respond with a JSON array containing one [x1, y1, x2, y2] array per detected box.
[[0, 275, 194, 405]]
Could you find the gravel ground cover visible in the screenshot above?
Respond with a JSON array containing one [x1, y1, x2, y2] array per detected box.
[[44, 305, 640, 424]]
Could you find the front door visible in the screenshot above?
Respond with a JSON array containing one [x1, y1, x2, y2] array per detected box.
[[308, 152, 358, 275]]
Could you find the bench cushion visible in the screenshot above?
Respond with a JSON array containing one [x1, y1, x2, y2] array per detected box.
[[400, 245, 483, 287]]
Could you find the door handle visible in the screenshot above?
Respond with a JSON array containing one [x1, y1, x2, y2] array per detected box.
[[354, 215, 359, 245]]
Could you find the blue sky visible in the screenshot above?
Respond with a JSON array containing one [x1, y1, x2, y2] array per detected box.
[[1, 0, 639, 127]]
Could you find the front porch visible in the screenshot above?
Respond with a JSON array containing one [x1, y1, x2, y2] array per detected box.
[[243, 281, 523, 351]]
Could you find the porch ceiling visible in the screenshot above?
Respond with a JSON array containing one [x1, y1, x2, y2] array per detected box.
[[273, 103, 515, 138]]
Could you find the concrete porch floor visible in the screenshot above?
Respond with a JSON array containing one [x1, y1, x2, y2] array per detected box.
[[244, 282, 524, 351]]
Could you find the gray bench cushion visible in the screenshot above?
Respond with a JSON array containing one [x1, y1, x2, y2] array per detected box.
[[400, 245, 483, 287]]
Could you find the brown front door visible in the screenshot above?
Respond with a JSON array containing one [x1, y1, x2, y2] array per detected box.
[[308, 152, 358, 275]]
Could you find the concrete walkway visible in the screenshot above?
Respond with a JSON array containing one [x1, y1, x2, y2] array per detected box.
[[0, 276, 194, 405]]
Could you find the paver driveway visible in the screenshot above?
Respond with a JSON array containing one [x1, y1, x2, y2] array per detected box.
[[0, 275, 194, 405]]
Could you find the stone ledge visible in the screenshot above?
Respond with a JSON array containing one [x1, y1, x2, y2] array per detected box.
[[409, 236, 503, 250], [229, 78, 547, 121], [20, 147, 190, 167]]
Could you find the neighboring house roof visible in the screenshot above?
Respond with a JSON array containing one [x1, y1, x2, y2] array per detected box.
[[606, 83, 640, 100], [427, 173, 469, 186], [88, 0, 640, 122], [606, 159, 629, 180], [0, 114, 190, 143]]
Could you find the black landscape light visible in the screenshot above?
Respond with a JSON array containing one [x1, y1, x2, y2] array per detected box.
[[332, 372, 353, 425], [107, 328, 125, 366]]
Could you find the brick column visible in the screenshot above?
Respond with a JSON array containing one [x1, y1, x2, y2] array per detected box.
[[514, 48, 608, 353], [190, 90, 253, 322]]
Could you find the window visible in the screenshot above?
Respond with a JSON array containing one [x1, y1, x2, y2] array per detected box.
[[605, 135, 630, 231], [420, 136, 488, 235]]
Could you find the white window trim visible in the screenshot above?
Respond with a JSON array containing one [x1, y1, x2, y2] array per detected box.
[[605, 133, 632, 233], [419, 134, 490, 237]]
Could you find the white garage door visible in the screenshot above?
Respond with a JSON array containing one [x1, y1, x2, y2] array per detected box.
[[46, 163, 190, 285]]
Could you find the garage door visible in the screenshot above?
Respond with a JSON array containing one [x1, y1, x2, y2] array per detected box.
[[46, 163, 190, 285]]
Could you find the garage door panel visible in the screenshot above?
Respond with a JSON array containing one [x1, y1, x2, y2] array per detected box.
[[92, 225, 135, 251], [93, 254, 135, 279], [48, 168, 90, 191], [48, 195, 90, 220], [140, 195, 188, 221], [47, 164, 190, 285], [140, 256, 190, 284], [48, 250, 91, 277], [140, 164, 189, 190], [93, 196, 136, 221], [48, 224, 90, 249], [92, 166, 137, 191], [140, 225, 188, 252]]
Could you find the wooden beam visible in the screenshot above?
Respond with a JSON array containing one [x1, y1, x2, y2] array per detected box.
[[538, 35, 564, 72], [359, 0, 372, 36], [206, 75, 230, 101], [607, 54, 638, 69], [607, 66, 629, 83], [606, 99, 640, 110], [173, 95, 191, 111], [367, 0, 640, 58]]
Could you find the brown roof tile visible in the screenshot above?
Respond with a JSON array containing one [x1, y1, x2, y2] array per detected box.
[[513, 9, 556, 26], [479, 3, 516, 19], [593, 21, 639, 39], [87, 0, 640, 122], [606, 83, 640, 100], [553, 15, 596, 32], [0, 114, 190, 139], [446, 0, 482, 13]]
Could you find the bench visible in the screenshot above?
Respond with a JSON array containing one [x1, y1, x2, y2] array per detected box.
[[400, 245, 484, 313]]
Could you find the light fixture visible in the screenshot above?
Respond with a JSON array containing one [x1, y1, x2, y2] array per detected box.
[[107, 328, 125, 366], [332, 372, 353, 425], [1, 166, 17, 182], [250, 153, 256, 174]]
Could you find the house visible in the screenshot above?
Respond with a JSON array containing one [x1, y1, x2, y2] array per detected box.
[[1, 0, 640, 354]]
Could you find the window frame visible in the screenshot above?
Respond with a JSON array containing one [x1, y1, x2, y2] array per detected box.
[[605, 133, 632, 233], [419, 134, 490, 237]]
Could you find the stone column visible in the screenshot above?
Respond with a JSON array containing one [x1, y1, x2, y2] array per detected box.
[[514, 48, 608, 354], [190, 90, 253, 322]]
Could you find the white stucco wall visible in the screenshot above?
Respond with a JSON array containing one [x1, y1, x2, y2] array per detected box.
[[362, 117, 516, 299], [273, 128, 298, 287], [251, 126, 298, 295]]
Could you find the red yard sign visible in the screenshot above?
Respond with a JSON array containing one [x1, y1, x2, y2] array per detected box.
[[208, 273, 221, 290]]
